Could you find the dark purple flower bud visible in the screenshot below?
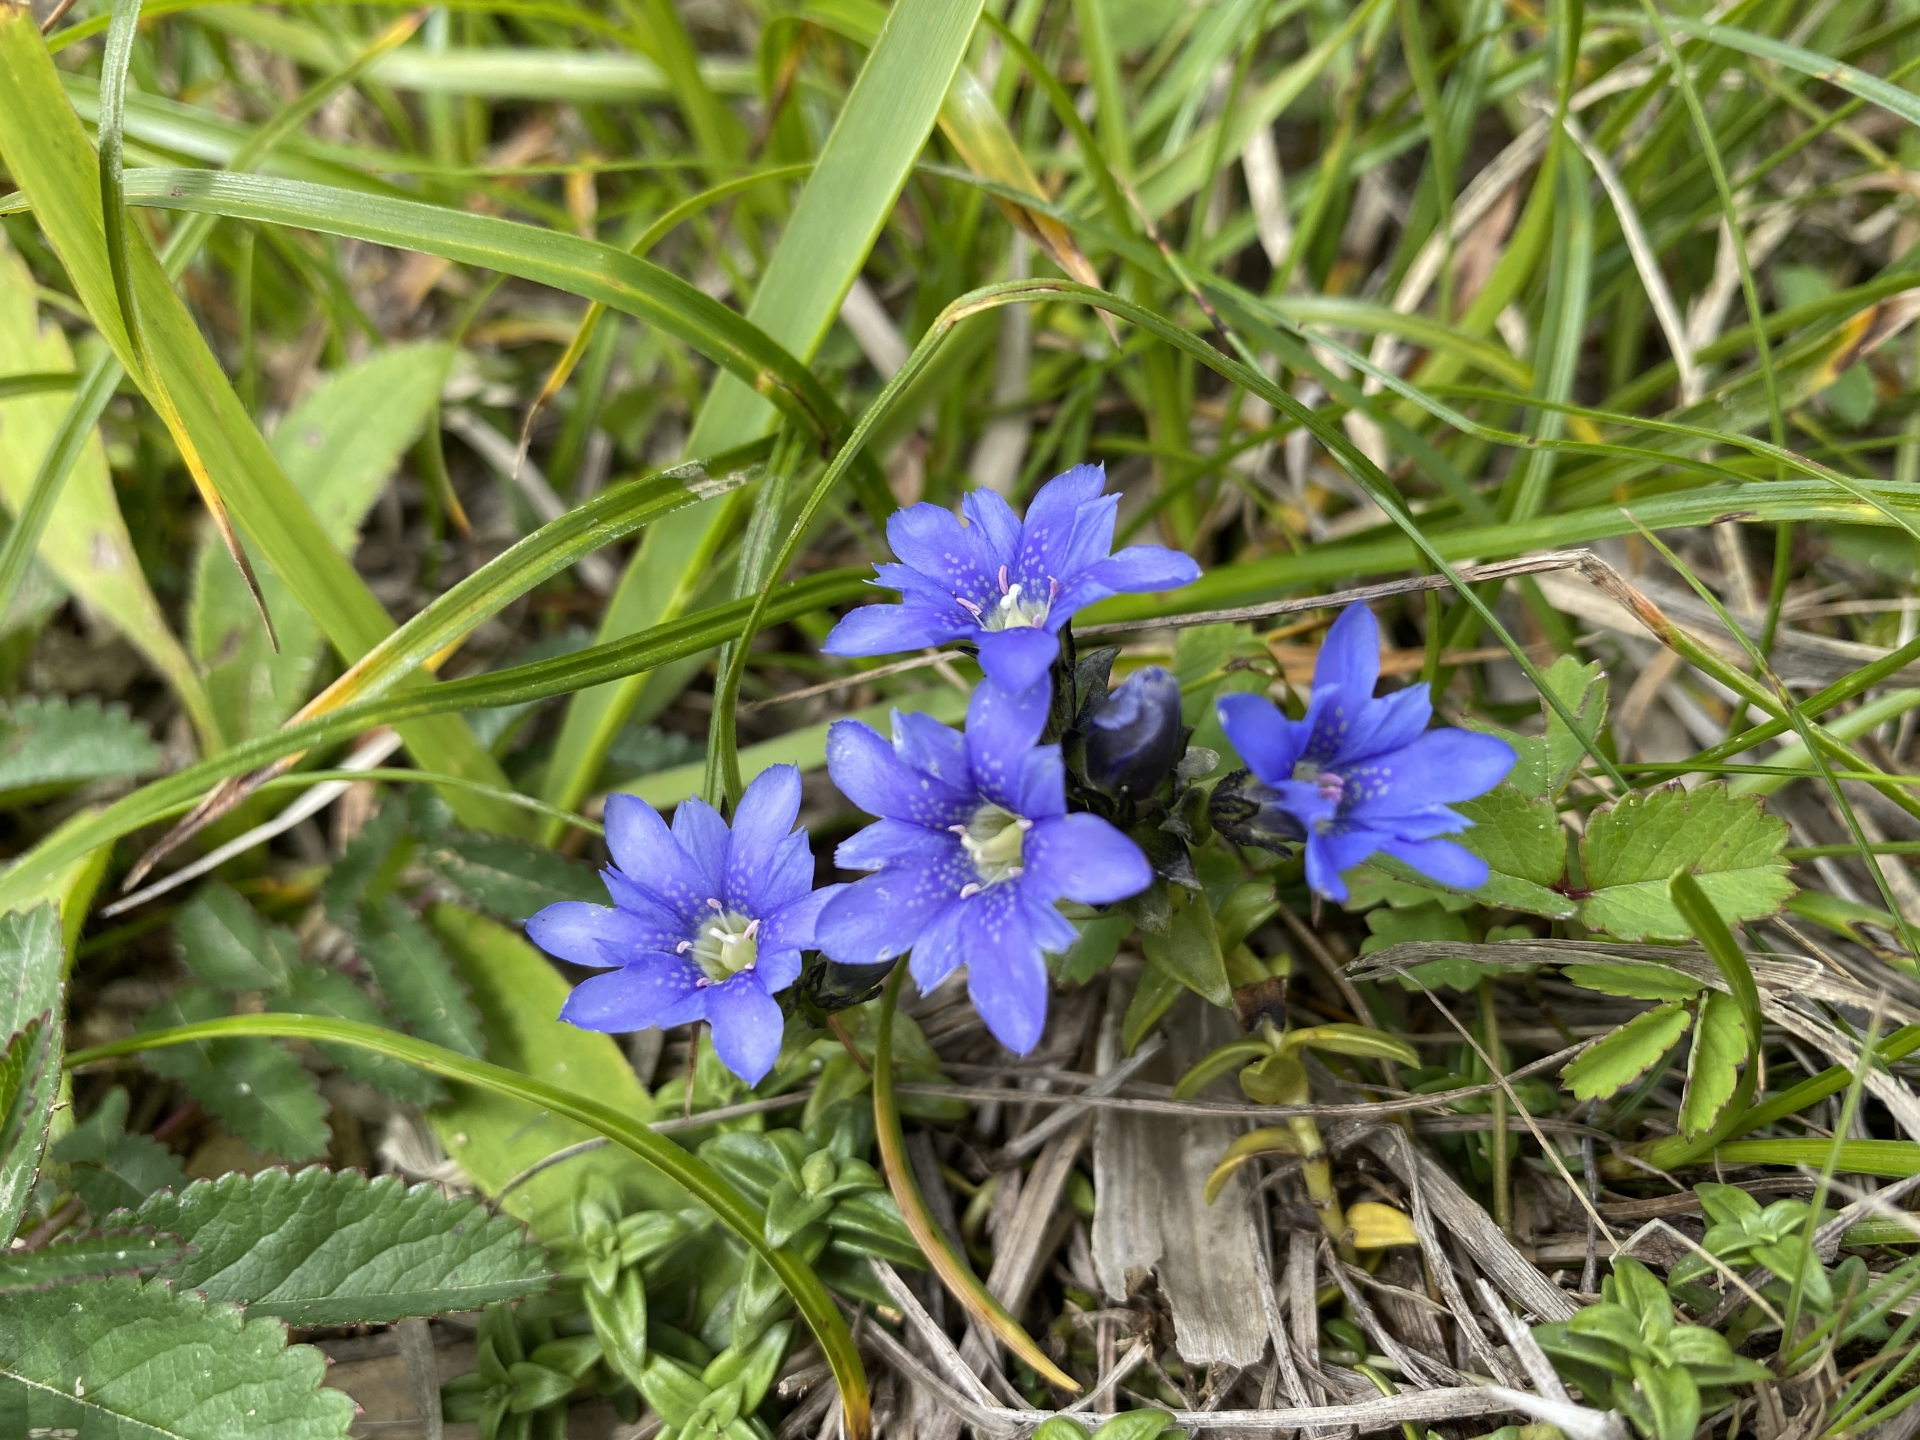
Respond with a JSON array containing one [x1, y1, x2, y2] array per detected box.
[[1084, 666, 1184, 800], [1209, 767, 1308, 853]]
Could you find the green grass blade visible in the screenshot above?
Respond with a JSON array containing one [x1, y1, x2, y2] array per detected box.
[[538, 0, 987, 829], [0, 8, 524, 831]]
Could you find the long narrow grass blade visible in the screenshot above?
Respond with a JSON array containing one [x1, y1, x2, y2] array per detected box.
[[0, 10, 528, 833], [537, 0, 987, 832]]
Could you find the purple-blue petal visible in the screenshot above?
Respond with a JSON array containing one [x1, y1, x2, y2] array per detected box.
[[958, 487, 1022, 569], [906, 897, 969, 993], [1054, 490, 1121, 580], [1314, 603, 1381, 702], [604, 794, 708, 917], [1216, 693, 1308, 784], [1349, 685, 1433, 760], [527, 901, 669, 969], [826, 718, 973, 828], [756, 830, 817, 911], [560, 956, 705, 1033], [1341, 729, 1515, 814], [1079, 544, 1201, 596], [1023, 814, 1152, 905], [886, 500, 999, 603], [1379, 837, 1489, 891], [959, 888, 1048, 1055], [1013, 744, 1067, 822], [755, 947, 804, 995], [760, 884, 839, 955], [1020, 888, 1081, 955], [816, 856, 970, 965], [671, 798, 730, 899], [836, 818, 964, 874], [974, 626, 1060, 694], [1014, 487, 1113, 589], [965, 680, 1051, 808], [892, 709, 971, 790], [822, 601, 968, 658], [725, 764, 802, 912], [703, 973, 784, 1085], [601, 867, 699, 937]]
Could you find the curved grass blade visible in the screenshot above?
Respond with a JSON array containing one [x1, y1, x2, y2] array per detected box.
[[871, 962, 1079, 1392], [65, 1012, 871, 1440], [0, 570, 867, 917], [514, 164, 812, 476], [0, 5, 525, 833], [132, 448, 762, 883], [538, 0, 985, 833], [96, 0, 275, 648], [117, 170, 853, 449]]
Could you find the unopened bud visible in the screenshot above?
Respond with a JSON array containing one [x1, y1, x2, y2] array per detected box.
[[1084, 666, 1184, 800], [1209, 768, 1306, 852]]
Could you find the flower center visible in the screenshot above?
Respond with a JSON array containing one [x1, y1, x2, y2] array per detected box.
[[950, 803, 1031, 894], [966, 565, 1058, 632], [1293, 760, 1346, 806], [679, 899, 760, 985]]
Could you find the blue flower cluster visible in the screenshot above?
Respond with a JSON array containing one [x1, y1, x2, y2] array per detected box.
[[526, 466, 1513, 1083]]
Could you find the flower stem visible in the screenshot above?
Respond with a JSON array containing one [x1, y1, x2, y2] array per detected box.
[[66, 1013, 873, 1440], [870, 962, 1080, 1392], [1292, 1112, 1353, 1262]]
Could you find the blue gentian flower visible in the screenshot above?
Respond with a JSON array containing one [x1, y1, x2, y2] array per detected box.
[[525, 765, 831, 1085], [1216, 603, 1515, 903], [822, 464, 1201, 695], [817, 683, 1153, 1054]]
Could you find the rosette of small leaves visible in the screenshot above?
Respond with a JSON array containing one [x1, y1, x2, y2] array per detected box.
[[568, 1188, 715, 1392], [443, 1301, 596, 1440], [696, 1100, 920, 1345], [635, 1318, 792, 1440], [1666, 1184, 1879, 1346], [1533, 1258, 1769, 1440]]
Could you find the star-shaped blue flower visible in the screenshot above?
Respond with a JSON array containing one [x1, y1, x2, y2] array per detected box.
[[817, 683, 1152, 1055], [1216, 603, 1515, 902], [525, 765, 832, 1085], [822, 464, 1201, 695]]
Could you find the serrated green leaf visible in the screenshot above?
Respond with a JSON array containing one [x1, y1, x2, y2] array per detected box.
[[354, 896, 486, 1060], [272, 963, 445, 1106], [0, 1277, 354, 1438], [1350, 852, 1575, 919], [1470, 663, 1611, 802], [191, 344, 453, 742], [0, 695, 159, 801], [130, 1167, 550, 1325], [49, 1087, 187, 1219], [0, 1231, 182, 1291], [173, 883, 289, 992], [1680, 991, 1749, 1142], [1562, 964, 1706, 1002], [1455, 785, 1567, 885], [1580, 783, 1794, 941], [139, 989, 330, 1161], [1561, 1002, 1693, 1103], [419, 831, 603, 922]]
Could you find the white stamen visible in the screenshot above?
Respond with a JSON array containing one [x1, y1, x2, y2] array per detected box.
[[959, 883, 982, 899]]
